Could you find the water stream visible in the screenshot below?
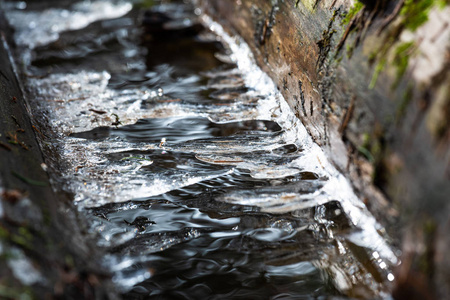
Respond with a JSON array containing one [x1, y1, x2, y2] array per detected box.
[[5, 0, 397, 298]]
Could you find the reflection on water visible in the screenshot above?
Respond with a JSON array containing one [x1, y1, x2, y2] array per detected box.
[[6, 0, 396, 298]]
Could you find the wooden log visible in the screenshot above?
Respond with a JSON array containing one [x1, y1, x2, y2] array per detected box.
[[0, 12, 117, 299], [197, 0, 450, 298]]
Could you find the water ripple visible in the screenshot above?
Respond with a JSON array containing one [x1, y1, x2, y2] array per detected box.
[[7, 1, 397, 298]]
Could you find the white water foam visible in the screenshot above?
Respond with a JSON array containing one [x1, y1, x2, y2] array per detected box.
[[6, 1, 132, 49]]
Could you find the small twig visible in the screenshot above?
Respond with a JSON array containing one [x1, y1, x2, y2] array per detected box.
[[32, 125, 45, 139], [339, 95, 356, 135], [12, 171, 47, 186], [329, 0, 338, 10], [24, 71, 50, 79], [89, 108, 107, 115], [111, 113, 122, 128], [431, 22, 449, 43], [360, 0, 381, 43], [0, 142, 12, 151], [11, 115, 21, 127], [313, 0, 321, 10], [67, 96, 89, 102], [377, 0, 405, 35], [7, 132, 19, 144], [213, 160, 244, 163], [7, 132, 29, 150], [336, 9, 364, 54], [159, 138, 166, 148], [156, 98, 181, 103], [19, 143, 29, 151], [317, 156, 324, 169]]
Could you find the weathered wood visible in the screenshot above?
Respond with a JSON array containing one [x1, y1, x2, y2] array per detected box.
[[0, 12, 117, 299], [197, 0, 450, 298]]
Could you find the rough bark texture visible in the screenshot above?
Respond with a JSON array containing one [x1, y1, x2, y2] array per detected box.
[[0, 12, 117, 300], [197, 0, 450, 299]]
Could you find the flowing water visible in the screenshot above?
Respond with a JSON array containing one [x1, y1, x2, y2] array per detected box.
[[4, 0, 397, 298]]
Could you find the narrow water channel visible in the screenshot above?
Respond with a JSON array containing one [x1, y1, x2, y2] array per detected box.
[[5, 0, 397, 298]]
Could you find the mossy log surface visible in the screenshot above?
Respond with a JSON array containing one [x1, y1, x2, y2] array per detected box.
[[0, 12, 117, 300], [197, 0, 450, 299]]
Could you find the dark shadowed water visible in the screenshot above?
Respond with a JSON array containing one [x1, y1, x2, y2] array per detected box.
[[4, 0, 397, 298]]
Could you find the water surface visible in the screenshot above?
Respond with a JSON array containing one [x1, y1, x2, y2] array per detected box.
[[5, 0, 396, 298]]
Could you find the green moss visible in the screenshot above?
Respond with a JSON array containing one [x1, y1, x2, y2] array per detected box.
[[397, 84, 414, 120], [417, 219, 438, 276], [18, 227, 33, 242], [0, 226, 9, 240], [436, 0, 448, 9], [341, 1, 364, 26], [366, 0, 447, 90], [346, 44, 354, 58], [11, 171, 47, 187], [369, 58, 386, 89], [371, 139, 382, 160], [294, 0, 318, 12], [369, 0, 448, 82], [65, 255, 75, 269], [392, 41, 415, 88], [0, 226, 33, 250], [368, 50, 378, 63], [0, 285, 33, 300], [11, 235, 31, 250], [357, 146, 375, 163], [400, 0, 434, 31], [358, 133, 375, 163], [133, 0, 155, 9]]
